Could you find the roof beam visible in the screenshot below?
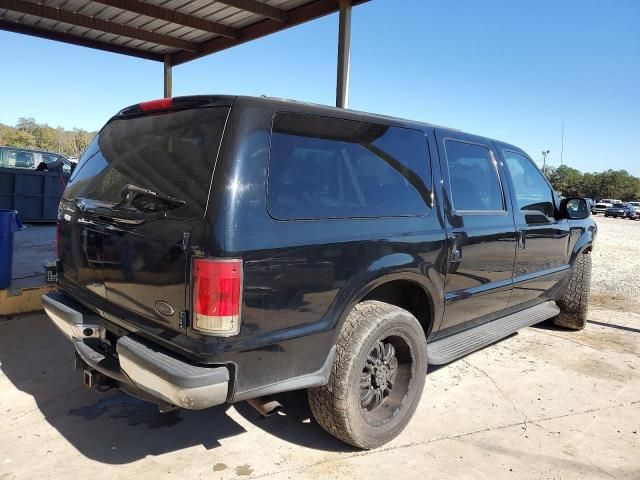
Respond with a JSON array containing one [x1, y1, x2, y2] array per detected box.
[[217, 0, 287, 22], [91, 0, 238, 39], [0, 18, 163, 61], [0, 0, 201, 51], [171, 0, 369, 66]]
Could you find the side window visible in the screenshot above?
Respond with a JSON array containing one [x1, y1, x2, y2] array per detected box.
[[444, 140, 504, 212], [41, 153, 59, 165], [6, 149, 35, 169], [268, 113, 431, 220], [503, 151, 555, 218]]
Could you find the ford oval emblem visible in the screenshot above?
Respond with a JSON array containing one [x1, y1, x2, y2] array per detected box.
[[155, 300, 175, 316]]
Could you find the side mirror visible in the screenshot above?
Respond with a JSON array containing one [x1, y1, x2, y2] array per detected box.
[[560, 198, 590, 220]]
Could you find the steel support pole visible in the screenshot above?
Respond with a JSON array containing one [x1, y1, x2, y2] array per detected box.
[[336, 0, 352, 108], [164, 54, 173, 98]]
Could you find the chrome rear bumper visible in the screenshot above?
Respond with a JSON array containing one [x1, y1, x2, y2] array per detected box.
[[43, 292, 229, 410]]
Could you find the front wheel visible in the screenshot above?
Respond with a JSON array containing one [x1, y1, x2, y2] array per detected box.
[[553, 253, 591, 330], [308, 301, 427, 449]]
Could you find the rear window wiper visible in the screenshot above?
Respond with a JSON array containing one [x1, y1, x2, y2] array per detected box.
[[115, 184, 186, 212]]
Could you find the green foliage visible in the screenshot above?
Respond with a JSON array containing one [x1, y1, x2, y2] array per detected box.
[[543, 165, 640, 201], [0, 118, 96, 159]]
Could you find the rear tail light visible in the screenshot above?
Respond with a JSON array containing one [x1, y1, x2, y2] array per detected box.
[[192, 258, 242, 336]]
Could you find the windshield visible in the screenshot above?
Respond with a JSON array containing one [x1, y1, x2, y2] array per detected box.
[[65, 107, 229, 218]]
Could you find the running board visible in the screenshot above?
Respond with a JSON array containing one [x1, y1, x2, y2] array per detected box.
[[427, 301, 560, 365]]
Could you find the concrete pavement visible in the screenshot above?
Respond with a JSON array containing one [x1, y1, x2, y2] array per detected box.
[[1, 304, 638, 479]]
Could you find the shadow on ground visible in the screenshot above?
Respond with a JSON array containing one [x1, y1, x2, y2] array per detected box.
[[0, 314, 351, 465]]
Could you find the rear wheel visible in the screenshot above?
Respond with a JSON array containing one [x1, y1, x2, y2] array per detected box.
[[553, 253, 591, 330], [308, 301, 427, 449]]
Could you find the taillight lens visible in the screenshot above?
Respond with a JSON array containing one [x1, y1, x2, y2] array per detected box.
[[139, 97, 172, 111], [192, 259, 242, 336]]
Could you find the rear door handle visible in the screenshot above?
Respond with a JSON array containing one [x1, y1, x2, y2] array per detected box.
[[449, 234, 463, 272], [517, 230, 526, 250], [450, 244, 462, 263]]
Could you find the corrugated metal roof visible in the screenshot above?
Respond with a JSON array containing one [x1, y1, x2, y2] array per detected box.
[[0, 0, 370, 64]]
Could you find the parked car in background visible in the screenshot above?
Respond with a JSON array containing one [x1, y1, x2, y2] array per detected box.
[[0, 146, 73, 175], [604, 202, 627, 218], [593, 198, 622, 215], [625, 201, 640, 220]]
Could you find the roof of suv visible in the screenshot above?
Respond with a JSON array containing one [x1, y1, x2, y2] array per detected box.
[[115, 94, 530, 157], [119, 94, 464, 134], [0, 145, 68, 158]]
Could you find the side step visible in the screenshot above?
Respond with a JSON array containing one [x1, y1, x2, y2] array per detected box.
[[427, 301, 560, 365]]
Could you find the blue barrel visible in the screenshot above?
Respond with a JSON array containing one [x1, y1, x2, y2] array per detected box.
[[0, 210, 23, 289]]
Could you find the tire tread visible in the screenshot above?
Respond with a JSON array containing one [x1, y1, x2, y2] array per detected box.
[[553, 253, 591, 330]]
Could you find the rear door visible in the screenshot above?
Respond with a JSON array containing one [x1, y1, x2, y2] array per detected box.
[[435, 130, 517, 336], [60, 105, 230, 331], [496, 146, 571, 307]]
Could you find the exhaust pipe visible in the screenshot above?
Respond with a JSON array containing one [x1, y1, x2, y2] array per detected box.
[[247, 396, 283, 417]]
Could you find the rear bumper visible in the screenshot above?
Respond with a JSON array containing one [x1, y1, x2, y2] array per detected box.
[[43, 291, 229, 410]]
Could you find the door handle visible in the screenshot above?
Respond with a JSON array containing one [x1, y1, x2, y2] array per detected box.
[[450, 245, 462, 263], [517, 230, 526, 250], [449, 234, 463, 273]]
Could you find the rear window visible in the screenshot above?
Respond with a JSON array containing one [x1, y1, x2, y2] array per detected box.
[[65, 107, 229, 218], [267, 113, 431, 220]]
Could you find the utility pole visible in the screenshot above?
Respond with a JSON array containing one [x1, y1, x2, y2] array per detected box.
[[336, 0, 352, 108], [560, 122, 565, 166], [542, 149, 550, 171]]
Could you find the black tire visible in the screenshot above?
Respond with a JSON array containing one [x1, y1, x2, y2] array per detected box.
[[308, 300, 427, 449], [553, 253, 591, 330]]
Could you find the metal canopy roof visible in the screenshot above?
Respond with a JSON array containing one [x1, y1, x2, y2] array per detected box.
[[0, 0, 368, 65]]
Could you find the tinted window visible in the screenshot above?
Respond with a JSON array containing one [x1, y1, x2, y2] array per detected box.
[[268, 113, 431, 220], [503, 150, 554, 218], [65, 107, 229, 218], [444, 140, 504, 211]]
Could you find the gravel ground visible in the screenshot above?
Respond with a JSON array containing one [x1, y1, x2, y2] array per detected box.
[[590, 215, 640, 306]]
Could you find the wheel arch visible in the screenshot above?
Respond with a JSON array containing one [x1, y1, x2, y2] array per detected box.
[[331, 271, 444, 345], [569, 221, 597, 265]]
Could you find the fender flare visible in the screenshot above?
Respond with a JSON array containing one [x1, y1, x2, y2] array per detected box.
[[568, 222, 597, 265], [328, 269, 444, 345]]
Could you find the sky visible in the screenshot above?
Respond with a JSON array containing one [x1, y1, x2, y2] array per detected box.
[[0, 0, 638, 175]]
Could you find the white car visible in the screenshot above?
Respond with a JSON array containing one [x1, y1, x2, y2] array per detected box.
[[625, 201, 640, 220], [593, 198, 622, 215]]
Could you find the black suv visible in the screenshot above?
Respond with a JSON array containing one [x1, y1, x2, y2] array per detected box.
[[44, 95, 596, 449]]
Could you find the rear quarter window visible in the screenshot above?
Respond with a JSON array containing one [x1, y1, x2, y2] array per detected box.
[[267, 113, 432, 220]]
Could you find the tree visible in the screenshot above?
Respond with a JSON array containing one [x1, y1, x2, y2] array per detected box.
[[542, 165, 640, 201], [3, 129, 35, 148], [548, 165, 583, 196], [16, 117, 38, 135], [33, 125, 58, 152]]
